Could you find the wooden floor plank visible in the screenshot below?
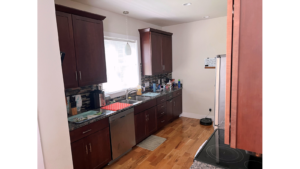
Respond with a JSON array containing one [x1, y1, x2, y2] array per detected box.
[[104, 117, 214, 169]]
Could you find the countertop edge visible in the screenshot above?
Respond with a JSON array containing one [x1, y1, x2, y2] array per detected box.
[[68, 88, 182, 132]]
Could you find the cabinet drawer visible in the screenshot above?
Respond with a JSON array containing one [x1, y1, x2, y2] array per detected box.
[[134, 99, 156, 115], [69, 117, 109, 143], [157, 114, 168, 129], [166, 93, 173, 100], [157, 102, 167, 118], [156, 95, 167, 104], [172, 89, 182, 97]]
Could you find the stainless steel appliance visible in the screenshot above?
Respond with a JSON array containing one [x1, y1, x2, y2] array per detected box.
[[108, 108, 136, 164], [214, 54, 226, 129]]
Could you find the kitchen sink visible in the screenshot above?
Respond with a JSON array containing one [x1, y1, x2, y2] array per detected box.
[[128, 96, 151, 101], [119, 100, 142, 105]]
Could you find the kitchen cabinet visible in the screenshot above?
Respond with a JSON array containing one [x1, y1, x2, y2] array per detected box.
[[172, 95, 182, 119], [134, 106, 157, 144], [225, 0, 262, 154], [139, 28, 173, 75], [55, 11, 78, 88], [70, 128, 111, 169], [134, 111, 146, 144], [69, 118, 111, 169], [55, 5, 107, 89], [166, 99, 173, 122], [145, 106, 157, 135]]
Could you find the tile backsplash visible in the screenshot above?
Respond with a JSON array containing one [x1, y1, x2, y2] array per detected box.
[[65, 72, 172, 112]]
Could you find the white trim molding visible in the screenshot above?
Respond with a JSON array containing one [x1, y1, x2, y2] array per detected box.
[[179, 112, 214, 121]]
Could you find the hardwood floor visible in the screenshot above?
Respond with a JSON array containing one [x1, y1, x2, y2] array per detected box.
[[104, 117, 214, 169]]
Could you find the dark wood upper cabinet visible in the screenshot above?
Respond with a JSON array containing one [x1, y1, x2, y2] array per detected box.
[[55, 11, 78, 88], [161, 35, 172, 73], [150, 32, 163, 75], [225, 0, 262, 154], [139, 28, 173, 75], [72, 15, 107, 86], [55, 5, 107, 89]]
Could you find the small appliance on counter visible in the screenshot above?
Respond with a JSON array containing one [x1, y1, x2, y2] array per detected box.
[[90, 85, 106, 109]]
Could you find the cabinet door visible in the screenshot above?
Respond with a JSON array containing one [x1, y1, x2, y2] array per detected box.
[[173, 96, 182, 118], [150, 32, 163, 75], [226, 0, 262, 154], [86, 128, 111, 169], [166, 99, 173, 122], [146, 106, 157, 135], [134, 111, 146, 144], [72, 15, 107, 87], [55, 11, 78, 88], [161, 35, 172, 73], [71, 139, 88, 169]]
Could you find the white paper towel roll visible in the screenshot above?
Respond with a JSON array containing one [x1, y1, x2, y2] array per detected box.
[[75, 95, 82, 112]]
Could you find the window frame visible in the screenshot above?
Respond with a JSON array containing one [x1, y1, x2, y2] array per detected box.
[[102, 32, 141, 99]]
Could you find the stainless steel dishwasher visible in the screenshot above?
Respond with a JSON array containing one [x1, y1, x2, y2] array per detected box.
[[108, 108, 136, 164]]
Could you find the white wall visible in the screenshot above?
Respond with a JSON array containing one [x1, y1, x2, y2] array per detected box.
[[38, 0, 73, 168], [162, 16, 227, 120], [55, 0, 162, 37]]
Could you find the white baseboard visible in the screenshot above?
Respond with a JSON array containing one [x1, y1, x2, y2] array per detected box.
[[179, 112, 214, 121]]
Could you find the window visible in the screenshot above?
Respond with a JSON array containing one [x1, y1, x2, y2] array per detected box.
[[102, 38, 139, 94]]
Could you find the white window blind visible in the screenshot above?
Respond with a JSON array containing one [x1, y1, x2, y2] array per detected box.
[[102, 38, 139, 94]]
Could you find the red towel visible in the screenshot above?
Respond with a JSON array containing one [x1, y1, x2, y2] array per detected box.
[[101, 102, 132, 111]]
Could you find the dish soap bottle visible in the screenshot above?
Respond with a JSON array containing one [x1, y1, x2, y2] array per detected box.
[[137, 85, 142, 95]]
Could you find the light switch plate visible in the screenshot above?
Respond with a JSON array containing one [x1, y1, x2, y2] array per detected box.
[[145, 82, 149, 87]]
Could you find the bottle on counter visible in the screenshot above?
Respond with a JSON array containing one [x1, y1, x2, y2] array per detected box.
[[70, 96, 77, 115], [137, 85, 142, 95], [178, 79, 181, 89], [153, 82, 156, 92]]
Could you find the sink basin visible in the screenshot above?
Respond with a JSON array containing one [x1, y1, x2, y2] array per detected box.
[[119, 100, 142, 105], [128, 96, 151, 101], [142, 92, 161, 97]]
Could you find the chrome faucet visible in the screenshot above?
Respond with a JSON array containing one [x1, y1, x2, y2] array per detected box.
[[126, 89, 137, 100]]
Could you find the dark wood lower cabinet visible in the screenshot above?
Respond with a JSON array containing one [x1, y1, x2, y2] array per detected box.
[[166, 99, 173, 122], [71, 139, 88, 169], [145, 106, 157, 135], [134, 111, 146, 144], [70, 127, 111, 169], [87, 128, 111, 169], [172, 95, 182, 120]]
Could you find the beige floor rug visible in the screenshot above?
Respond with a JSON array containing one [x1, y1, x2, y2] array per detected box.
[[137, 135, 166, 151]]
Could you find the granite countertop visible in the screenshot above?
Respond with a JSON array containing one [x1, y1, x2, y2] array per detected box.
[[68, 88, 182, 131], [190, 160, 225, 169]]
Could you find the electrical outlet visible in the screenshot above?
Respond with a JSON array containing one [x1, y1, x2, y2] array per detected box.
[[145, 82, 149, 87]]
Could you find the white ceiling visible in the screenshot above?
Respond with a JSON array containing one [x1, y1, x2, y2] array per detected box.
[[73, 0, 227, 26]]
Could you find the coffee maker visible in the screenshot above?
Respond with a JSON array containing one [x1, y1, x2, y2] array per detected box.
[[90, 85, 106, 109]]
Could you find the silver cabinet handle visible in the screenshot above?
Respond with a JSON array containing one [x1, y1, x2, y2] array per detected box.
[[79, 71, 81, 80], [163, 65, 165, 70], [86, 145, 88, 155], [161, 112, 165, 115], [75, 71, 78, 81], [83, 129, 91, 134], [89, 143, 92, 152]]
